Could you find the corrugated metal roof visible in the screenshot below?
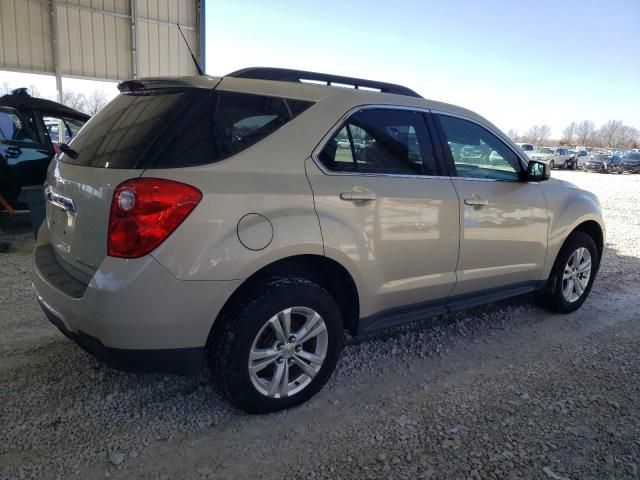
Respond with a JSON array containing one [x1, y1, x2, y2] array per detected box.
[[0, 0, 201, 81]]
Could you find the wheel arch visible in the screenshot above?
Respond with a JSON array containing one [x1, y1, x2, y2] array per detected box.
[[571, 220, 604, 264], [544, 217, 605, 293], [208, 254, 360, 344]]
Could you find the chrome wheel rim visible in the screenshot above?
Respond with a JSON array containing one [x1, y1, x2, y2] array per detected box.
[[562, 247, 592, 303], [248, 307, 328, 399]]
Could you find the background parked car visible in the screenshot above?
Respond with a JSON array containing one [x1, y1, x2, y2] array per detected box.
[[529, 146, 575, 169], [515, 143, 535, 157], [0, 88, 89, 208], [620, 152, 640, 173], [583, 154, 623, 174], [575, 148, 589, 168]]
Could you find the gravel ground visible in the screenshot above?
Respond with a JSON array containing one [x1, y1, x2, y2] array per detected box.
[[1, 170, 639, 480]]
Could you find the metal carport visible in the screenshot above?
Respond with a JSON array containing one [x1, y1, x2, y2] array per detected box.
[[0, 0, 205, 101]]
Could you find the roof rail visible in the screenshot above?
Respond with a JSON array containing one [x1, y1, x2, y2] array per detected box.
[[226, 67, 422, 98]]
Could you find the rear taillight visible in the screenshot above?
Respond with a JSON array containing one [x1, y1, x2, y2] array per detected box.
[[108, 178, 202, 258]]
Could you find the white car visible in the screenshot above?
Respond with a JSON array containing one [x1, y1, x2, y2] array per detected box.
[[516, 143, 535, 157], [529, 147, 574, 169]]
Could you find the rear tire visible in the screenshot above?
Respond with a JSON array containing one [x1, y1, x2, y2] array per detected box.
[[210, 277, 343, 413], [543, 231, 598, 313]]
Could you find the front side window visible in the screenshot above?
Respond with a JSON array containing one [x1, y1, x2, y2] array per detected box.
[[436, 115, 522, 181], [318, 109, 438, 175], [0, 107, 38, 143]]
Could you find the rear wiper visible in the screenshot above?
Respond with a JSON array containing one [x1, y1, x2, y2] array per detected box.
[[59, 143, 79, 160]]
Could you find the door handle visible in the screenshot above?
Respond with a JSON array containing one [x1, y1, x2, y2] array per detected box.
[[464, 195, 488, 206], [340, 188, 377, 202]]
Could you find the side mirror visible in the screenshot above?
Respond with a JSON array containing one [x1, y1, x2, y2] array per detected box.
[[526, 160, 550, 181]]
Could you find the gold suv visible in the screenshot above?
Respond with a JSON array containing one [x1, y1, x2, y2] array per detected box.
[[32, 68, 605, 413]]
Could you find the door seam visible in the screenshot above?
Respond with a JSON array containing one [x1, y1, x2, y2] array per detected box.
[[303, 157, 326, 256]]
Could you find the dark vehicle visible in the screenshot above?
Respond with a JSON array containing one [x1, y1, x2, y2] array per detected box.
[[620, 152, 640, 173], [0, 89, 89, 208], [583, 154, 623, 174], [566, 149, 580, 169]]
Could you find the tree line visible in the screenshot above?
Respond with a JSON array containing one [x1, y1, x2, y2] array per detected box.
[[508, 120, 640, 149], [1, 83, 109, 116]]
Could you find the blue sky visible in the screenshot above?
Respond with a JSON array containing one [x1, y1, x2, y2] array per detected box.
[[205, 0, 640, 137]]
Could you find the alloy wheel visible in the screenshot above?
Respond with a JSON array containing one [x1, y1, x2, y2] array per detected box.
[[248, 307, 328, 398], [562, 247, 592, 303]]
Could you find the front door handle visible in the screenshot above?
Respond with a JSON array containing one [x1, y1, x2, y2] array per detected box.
[[340, 188, 377, 202], [464, 195, 488, 206]]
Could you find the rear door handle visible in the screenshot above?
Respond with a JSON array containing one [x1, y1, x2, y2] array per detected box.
[[464, 195, 488, 206], [340, 188, 377, 202]]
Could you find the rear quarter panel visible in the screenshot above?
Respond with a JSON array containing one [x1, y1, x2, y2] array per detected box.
[[146, 96, 342, 282]]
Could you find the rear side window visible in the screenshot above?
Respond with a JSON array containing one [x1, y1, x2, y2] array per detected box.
[[318, 109, 438, 175], [63, 90, 312, 168]]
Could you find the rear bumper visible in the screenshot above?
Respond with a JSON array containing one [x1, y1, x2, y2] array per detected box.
[[32, 234, 241, 374], [40, 299, 203, 375]]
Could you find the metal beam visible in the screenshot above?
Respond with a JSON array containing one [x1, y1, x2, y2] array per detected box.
[[0, 66, 120, 84], [130, 0, 138, 79], [198, 0, 205, 73], [138, 17, 195, 31], [49, 0, 63, 104]]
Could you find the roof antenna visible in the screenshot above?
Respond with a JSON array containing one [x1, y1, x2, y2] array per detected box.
[[177, 23, 204, 75]]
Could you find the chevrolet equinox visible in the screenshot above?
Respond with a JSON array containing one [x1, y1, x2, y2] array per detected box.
[[33, 68, 605, 413]]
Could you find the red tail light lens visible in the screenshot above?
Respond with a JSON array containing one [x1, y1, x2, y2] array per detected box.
[[108, 178, 202, 258]]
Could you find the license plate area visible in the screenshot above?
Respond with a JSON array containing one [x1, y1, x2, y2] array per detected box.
[[46, 189, 77, 254]]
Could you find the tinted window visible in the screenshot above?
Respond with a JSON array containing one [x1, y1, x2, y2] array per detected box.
[[319, 109, 438, 175], [63, 90, 312, 168], [437, 115, 522, 181], [0, 107, 38, 143]]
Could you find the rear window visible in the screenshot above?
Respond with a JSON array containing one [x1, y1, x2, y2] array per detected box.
[[63, 89, 313, 168]]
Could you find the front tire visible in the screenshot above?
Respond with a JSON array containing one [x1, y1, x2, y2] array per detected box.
[[550, 160, 555, 169], [543, 231, 598, 313], [211, 277, 343, 413]]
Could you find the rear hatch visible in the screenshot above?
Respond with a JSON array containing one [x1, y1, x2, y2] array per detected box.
[[45, 79, 220, 284]]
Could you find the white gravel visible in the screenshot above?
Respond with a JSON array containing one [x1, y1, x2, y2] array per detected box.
[[1, 170, 639, 479]]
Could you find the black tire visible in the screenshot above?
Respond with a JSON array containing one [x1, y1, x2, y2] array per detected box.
[[543, 231, 598, 314], [550, 160, 555, 169], [210, 277, 343, 413]]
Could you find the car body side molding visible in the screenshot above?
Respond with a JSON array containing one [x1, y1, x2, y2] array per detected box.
[[358, 281, 541, 335]]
